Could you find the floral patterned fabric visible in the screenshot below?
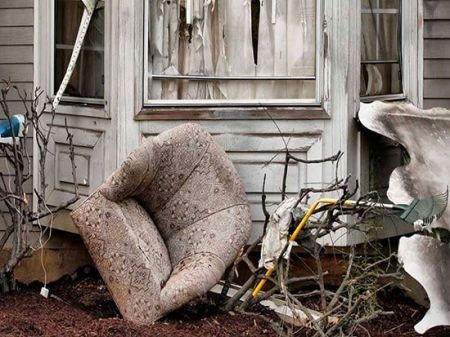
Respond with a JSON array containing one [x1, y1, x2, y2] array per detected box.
[[71, 123, 251, 325]]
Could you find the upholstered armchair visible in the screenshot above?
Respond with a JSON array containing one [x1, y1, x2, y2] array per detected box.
[[71, 123, 251, 325]]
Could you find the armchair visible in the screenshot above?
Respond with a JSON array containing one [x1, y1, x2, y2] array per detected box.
[[71, 123, 251, 324]]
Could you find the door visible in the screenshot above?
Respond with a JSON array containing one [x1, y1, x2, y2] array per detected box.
[[35, 0, 116, 232]]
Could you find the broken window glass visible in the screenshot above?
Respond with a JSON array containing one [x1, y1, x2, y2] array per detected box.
[[147, 0, 316, 102], [360, 0, 402, 97], [54, 0, 105, 99]]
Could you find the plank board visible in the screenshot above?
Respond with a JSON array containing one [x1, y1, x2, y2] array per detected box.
[[0, 156, 32, 176], [424, 21, 450, 39], [424, 79, 450, 98], [214, 133, 321, 152], [0, 100, 31, 115], [0, 137, 33, 155], [0, 64, 33, 82], [424, 99, 450, 109], [0, 27, 33, 45], [424, 60, 450, 78], [423, 1, 450, 106], [424, 1, 450, 20], [0, 0, 32, 8], [0, 8, 33, 27], [0, 45, 33, 63], [424, 39, 450, 59], [0, 193, 33, 213], [0, 82, 33, 102]]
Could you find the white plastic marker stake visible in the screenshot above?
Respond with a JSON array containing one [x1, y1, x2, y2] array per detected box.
[[271, 0, 277, 24], [40, 286, 49, 298], [52, 0, 98, 110], [186, 0, 193, 24]]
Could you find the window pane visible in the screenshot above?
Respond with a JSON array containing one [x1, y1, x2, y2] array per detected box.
[[54, 0, 104, 99], [362, 0, 400, 10], [360, 0, 402, 97], [362, 14, 399, 61], [147, 0, 316, 102], [379, 0, 400, 10]]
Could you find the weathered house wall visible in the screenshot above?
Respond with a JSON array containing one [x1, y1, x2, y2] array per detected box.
[[0, 0, 34, 230], [423, 0, 450, 109], [0, 0, 436, 283], [0, 1, 429, 244]]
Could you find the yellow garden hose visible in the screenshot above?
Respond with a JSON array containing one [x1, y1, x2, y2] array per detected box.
[[251, 198, 355, 298]]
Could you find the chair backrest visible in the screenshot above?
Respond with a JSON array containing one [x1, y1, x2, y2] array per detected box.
[[73, 123, 252, 324], [101, 123, 250, 266]]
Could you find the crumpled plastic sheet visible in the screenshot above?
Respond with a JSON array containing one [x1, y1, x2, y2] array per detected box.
[[259, 197, 298, 270], [259, 198, 323, 270]]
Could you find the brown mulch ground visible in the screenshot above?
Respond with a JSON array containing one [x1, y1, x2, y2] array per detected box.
[[0, 270, 449, 337], [0, 270, 276, 337]]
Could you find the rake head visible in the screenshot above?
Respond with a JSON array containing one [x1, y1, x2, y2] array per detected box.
[[399, 188, 449, 225]]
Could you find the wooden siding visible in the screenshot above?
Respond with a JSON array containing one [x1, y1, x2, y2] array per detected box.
[[423, 0, 450, 109], [0, 0, 34, 230]]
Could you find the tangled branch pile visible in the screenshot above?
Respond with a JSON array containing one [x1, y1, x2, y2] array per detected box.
[[220, 149, 403, 337]]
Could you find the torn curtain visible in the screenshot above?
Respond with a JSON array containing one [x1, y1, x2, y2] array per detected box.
[[54, 0, 105, 99], [360, 0, 402, 96], [148, 0, 316, 101]]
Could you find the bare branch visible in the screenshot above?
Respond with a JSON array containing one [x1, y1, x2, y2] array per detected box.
[[0, 81, 79, 292]]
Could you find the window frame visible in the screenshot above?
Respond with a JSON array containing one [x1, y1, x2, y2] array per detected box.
[[142, 0, 325, 109], [357, 0, 422, 198], [359, 0, 421, 105], [49, 0, 106, 106], [36, 0, 420, 121]]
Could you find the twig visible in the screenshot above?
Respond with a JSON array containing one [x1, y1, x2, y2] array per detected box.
[[286, 292, 327, 337], [64, 118, 79, 199], [29, 196, 79, 222], [261, 174, 270, 236], [0, 225, 14, 249], [326, 248, 355, 312], [288, 151, 342, 165]]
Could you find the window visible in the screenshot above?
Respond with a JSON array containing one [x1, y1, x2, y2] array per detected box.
[[360, 0, 402, 98], [144, 0, 320, 106], [54, 0, 105, 100]]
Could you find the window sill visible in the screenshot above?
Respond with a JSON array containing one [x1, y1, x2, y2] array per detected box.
[[360, 93, 407, 103], [50, 101, 109, 119], [135, 106, 330, 120]]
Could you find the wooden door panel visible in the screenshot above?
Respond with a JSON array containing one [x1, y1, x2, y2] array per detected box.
[[45, 124, 106, 210]]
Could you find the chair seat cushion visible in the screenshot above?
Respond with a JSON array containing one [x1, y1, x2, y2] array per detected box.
[[72, 191, 171, 324]]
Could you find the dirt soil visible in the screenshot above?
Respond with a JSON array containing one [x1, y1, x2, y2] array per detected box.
[[0, 270, 449, 337]]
